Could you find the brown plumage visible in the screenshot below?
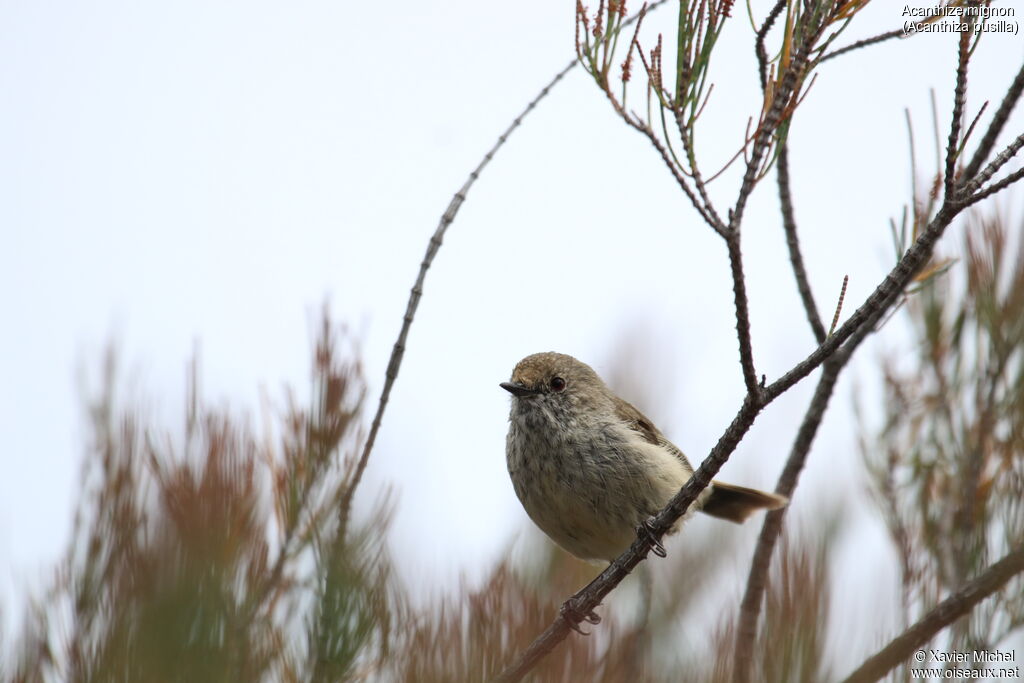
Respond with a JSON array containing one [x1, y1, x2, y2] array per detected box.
[[612, 393, 786, 523]]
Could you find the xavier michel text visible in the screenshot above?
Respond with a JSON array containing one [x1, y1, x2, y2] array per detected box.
[[920, 649, 1017, 664]]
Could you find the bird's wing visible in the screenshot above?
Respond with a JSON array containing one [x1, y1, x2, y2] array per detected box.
[[612, 396, 694, 472]]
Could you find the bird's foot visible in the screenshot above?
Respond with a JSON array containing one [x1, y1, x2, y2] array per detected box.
[[559, 597, 601, 635], [637, 518, 667, 558]]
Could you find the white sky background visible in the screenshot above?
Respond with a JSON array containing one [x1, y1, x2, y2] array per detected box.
[[2, 0, 1023, 671]]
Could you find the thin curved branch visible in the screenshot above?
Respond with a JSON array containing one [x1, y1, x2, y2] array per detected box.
[[732, 358, 842, 683], [840, 545, 1024, 683], [961, 165, 1024, 209], [819, 28, 905, 64], [778, 144, 826, 343], [730, 40, 812, 234], [725, 26, 822, 399], [944, 29, 971, 200], [755, 0, 787, 90], [336, 57, 577, 535], [675, 108, 727, 230], [962, 60, 1024, 180], [962, 132, 1024, 197], [728, 233, 762, 396]]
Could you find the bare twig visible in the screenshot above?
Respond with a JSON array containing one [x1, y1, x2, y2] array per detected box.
[[337, 57, 577, 536], [819, 28, 905, 64], [943, 28, 971, 201], [675, 108, 727, 229], [728, 233, 762, 396], [732, 359, 843, 683], [724, 29, 826, 397], [723, 24, 824, 399], [777, 144, 826, 342], [962, 60, 1024, 180], [840, 545, 1024, 683], [755, 0, 787, 90], [828, 275, 849, 337], [962, 132, 1024, 197], [961, 165, 1024, 209], [958, 101, 988, 161]]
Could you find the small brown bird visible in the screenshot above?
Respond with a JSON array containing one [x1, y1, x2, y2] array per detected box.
[[501, 352, 786, 563]]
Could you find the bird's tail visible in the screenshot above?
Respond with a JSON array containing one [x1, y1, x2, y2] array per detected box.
[[700, 481, 788, 523]]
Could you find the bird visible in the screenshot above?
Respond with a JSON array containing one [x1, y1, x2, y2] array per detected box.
[[501, 351, 787, 564]]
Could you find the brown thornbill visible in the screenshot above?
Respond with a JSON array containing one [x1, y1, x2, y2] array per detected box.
[[502, 352, 786, 564]]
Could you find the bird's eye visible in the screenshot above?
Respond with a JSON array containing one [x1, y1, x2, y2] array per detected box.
[[550, 376, 566, 392]]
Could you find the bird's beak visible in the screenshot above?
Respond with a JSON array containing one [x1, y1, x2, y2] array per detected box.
[[500, 381, 539, 397]]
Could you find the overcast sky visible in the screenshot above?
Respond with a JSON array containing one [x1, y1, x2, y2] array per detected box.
[[2, 0, 1022, 666]]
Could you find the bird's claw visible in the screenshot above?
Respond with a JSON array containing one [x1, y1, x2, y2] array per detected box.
[[637, 518, 668, 558], [560, 598, 601, 635]]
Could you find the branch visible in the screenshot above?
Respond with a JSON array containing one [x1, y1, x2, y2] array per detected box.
[[730, 40, 810, 233], [728, 233, 761, 396], [777, 144, 826, 343], [962, 60, 1024, 180], [732, 295, 886, 683], [961, 164, 1024, 210], [675, 108, 727, 230], [755, 0, 787, 91], [731, 40, 991, 673], [732, 9, 835, 236], [336, 57, 577, 535], [828, 275, 849, 337], [840, 545, 1024, 683], [962, 131, 1024, 197], [818, 28, 905, 64], [725, 25, 824, 399], [732, 359, 842, 683], [943, 29, 971, 201]]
